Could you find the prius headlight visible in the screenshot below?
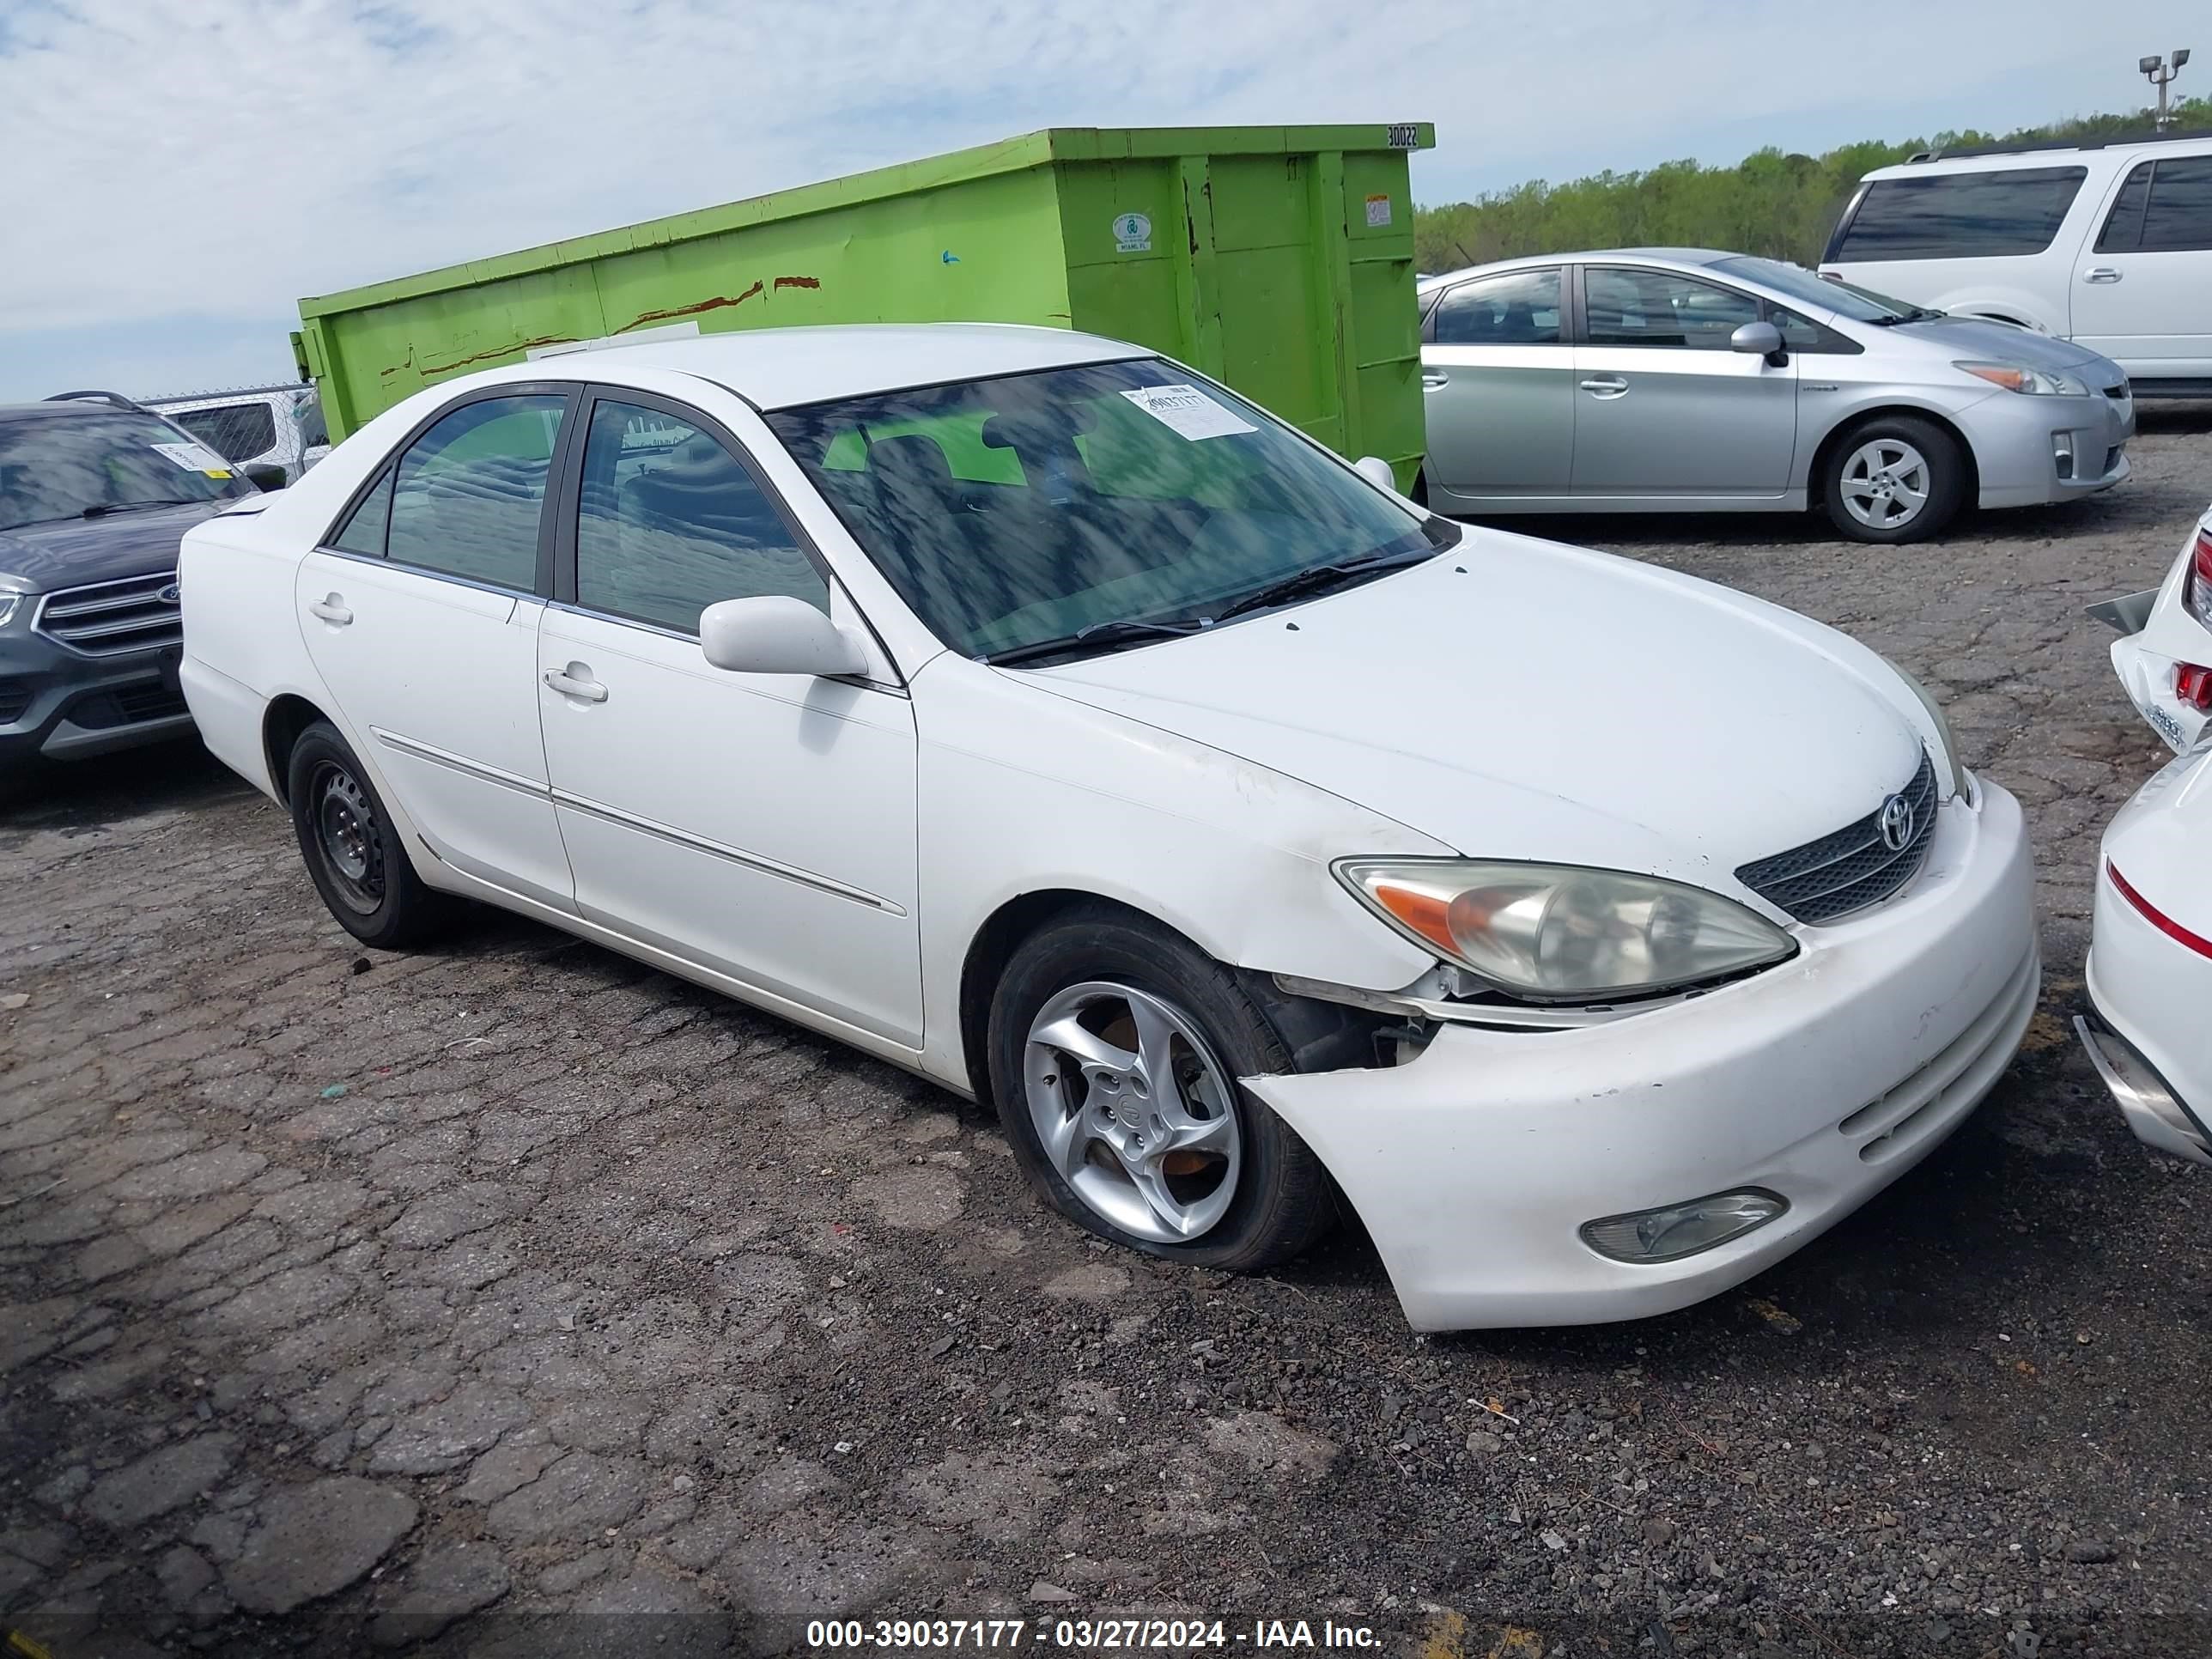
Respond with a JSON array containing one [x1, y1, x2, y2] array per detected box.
[[1335, 859, 1795, 1003], [1954, 361, 2088, 397]]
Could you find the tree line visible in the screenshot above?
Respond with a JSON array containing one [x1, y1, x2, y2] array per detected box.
[[1412, 96, 2212, 274]]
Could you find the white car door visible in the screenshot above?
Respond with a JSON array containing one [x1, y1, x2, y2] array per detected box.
[[536, 387, 923, 1048], [2072, 154, 2212, 382], [296, 386, 577, 910]]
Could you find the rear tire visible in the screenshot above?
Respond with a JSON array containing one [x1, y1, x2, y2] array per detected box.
[[987, 905, 1337, 1272], [1821, 416, 1966, 544], [284, 720, 457, 950]]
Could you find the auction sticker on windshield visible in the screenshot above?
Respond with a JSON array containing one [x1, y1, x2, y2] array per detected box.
[[1121, 384, 1257, 441], [150, 439, 228, 473]]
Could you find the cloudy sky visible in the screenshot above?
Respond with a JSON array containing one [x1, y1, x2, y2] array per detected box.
[[0, 0, 2202, 400]]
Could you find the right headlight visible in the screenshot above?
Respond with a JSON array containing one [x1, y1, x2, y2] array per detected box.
[[1878, 655, 1968, 798], [1334, 858, 1796, 1004]]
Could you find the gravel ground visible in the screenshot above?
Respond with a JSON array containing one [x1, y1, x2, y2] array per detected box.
[[3, 407, 2210, 1659]]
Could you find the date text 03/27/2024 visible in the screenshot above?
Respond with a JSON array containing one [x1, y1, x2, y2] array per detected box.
[[803, 1619, 1382, 1649]]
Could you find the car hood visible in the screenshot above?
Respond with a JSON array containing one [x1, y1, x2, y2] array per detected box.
[[0, 501, 226, 592], [1018, 534, 1926, 892], [1869, 313, 2118, 376]]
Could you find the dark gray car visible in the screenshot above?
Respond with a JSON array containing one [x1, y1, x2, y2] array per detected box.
[[0, 395, 258, 774]]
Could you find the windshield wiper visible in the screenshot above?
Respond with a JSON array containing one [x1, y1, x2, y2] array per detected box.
[[981, 615, 1212, 668], [81, 498, 202, 518], [1206, 547, 1437, 624], [1869, 307, 1944, 326]]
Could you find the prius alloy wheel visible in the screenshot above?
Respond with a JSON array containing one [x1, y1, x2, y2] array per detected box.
[[988, 904, 1336, 1270], [1024, 981, 1243, 1243], [1822, 415, 1965, 544]]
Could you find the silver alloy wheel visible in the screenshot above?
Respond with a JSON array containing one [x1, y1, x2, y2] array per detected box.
[[1839, 437, 1933, 532], [1023, 980, 1243, 1244]]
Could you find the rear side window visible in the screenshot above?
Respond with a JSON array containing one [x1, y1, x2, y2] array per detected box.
[[1834, 167, 2088, 260], [574, 399, 826, 633], [386, 394, 565, 590], [2099, 156, 2212, 253], [1428, 270, 1563, 345], [330, 469, 394, 556], [172, 403, 277, 463]]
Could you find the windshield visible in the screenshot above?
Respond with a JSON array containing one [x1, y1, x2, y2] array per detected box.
[[0, 410, 252, 531], [763, 358, 1444, 662], [1712, 256, 1929, 323]]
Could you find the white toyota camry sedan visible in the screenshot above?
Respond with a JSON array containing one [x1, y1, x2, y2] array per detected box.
[[178, 325, 2038, 1330]]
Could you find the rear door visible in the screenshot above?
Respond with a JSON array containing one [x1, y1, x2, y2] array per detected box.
[[2074, 153, 2212, 382], [1419, 267, 1574, 503], [1569, 265, 1796, 498], [295, 386, 578, 909]]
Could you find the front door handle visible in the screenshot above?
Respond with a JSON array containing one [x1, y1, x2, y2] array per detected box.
[[2084, 267, 2123, 284], [1579, 377, 1630, 398], [308, 595, 352, 625], [543, 664, 608, 703], [1421, 372, 1449, 389]]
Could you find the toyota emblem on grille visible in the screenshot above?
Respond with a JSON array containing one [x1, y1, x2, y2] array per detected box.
[[155, 582, 181, 605], [1878, 792, 1916, 853]]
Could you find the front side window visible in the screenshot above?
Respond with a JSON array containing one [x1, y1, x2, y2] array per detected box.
[[574, 400, 825, 633], [763, 358, 1445, 663], [0, 410, 252, 532], [1583, 269, 1760, 349], [1429, 270, 1563, 345], [170, 402, 277, 463], [385, 394, 565, 590], [1834, 167, 2088, 260]]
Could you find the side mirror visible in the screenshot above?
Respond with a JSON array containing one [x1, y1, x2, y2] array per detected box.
[[699, 596, 870, 678], [244, 463, 289, 491], [1729, 321, 1786, 365], [1352, 455, 1398, 492]]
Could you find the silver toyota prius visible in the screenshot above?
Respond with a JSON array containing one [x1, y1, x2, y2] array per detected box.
[[1416, 248, 2135, 543]]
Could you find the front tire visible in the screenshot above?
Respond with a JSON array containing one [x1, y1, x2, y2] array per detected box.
[[986, 906, 1336, 1271], [284, 720, 457, 950], [1821, 416, 1966, 544]]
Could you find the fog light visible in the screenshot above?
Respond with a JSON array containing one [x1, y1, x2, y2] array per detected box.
[[1579, 1188, 1787, 1263], [2051, 431, 2075, 480]]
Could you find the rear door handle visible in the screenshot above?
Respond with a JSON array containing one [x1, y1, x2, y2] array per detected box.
[[1421, 372, 1449, 389], [544, 665, 608, 703], [308, 595, 352, 625], [1579, 377, 1630, 398], [2084, 267, 2123, 283]]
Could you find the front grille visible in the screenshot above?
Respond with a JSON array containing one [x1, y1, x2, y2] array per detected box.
[[2104, 382, 2130, 401], [35, 570, 182, 656], [68, 681, 190, 731], [1736, 752, 1938, 925]]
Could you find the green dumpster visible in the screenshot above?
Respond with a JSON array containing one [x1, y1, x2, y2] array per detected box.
[[294, 124, 1433, 486]]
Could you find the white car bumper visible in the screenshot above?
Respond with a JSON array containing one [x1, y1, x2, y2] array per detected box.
[[1248, 780, 2038, 1331]]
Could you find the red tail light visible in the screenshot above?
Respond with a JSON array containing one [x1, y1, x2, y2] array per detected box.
[[2109, 862, 2212, 961], [2178, 664, 2212, 711], [2188, 529, 2212, 629]]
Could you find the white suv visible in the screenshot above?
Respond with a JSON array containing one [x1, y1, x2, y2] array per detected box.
[[1821, 131, 2212, 398], [143, 384, 331, 486]]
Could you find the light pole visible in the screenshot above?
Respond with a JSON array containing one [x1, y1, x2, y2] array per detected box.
[[2140, 49, 2191, 130]]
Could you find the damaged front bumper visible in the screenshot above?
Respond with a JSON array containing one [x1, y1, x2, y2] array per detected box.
[[1245, 781, 2038, 1331]]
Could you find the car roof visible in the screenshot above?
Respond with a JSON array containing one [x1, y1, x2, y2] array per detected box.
[[1861, 132, 2212, 179], [0, 400, 142, 422], [1416, 247, 1737, 289], [555, 323, 1152, 410]]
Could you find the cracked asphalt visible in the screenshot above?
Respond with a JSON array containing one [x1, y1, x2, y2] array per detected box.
[[3, 407, 2210, 1659]]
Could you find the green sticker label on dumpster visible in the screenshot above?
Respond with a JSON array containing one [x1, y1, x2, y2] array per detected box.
[[1112, 212, 1152, 253]]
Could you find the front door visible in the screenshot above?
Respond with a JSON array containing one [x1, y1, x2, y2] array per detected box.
[[1570, 265, 1798, 498], [295, 388, 576, 909], [1419, 266, 1575, 505], [2072, 155, 2212, 382], [536, 390, 923, 1048]]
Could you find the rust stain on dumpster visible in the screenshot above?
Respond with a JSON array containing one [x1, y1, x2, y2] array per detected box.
[[773, 276, 821, 291], [621, 281, 767, 329]]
